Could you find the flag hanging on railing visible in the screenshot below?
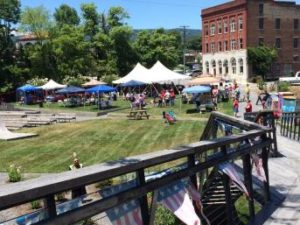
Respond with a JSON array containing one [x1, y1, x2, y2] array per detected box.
[[99, 180, 143, 225], [252, 154, 267, 182], [187, 183, 211, 225], [156, 180, 201, 225], [218, 163, 249, 197]]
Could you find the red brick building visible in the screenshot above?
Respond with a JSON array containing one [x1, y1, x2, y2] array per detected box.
[[202, 0, 300, 82]]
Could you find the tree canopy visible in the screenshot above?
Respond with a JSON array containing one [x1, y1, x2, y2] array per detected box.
[[248, 45, 278, 79], [0, 3, 200, 94], [54, 4, 80, 27]]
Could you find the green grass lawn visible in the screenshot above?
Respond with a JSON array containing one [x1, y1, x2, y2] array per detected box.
[[0, 119, 205, 173], [3, 98, 234, 173]]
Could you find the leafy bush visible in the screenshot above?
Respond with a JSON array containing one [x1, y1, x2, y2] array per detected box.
[[7, 164, 22, 182], [278, 81, 290, 92], [256, 76, 266, 90], [31, 200, 42, 209], [154, 205, 182, 225]]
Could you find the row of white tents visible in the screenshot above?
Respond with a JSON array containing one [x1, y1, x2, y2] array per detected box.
[[113, 61, 190, 85], [38, 61, 191, 91]]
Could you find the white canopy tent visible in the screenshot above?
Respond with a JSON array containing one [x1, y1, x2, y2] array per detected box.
[[40, 79, 66, 90], [113, 61, 190, 85], [113, 63, 152, 84], [148, 61, 191, 84]]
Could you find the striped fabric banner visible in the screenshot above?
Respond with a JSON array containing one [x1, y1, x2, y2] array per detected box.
[[156, 180, 201, 225], [99, 180, 143, 225], [219, 162, 249, 197]]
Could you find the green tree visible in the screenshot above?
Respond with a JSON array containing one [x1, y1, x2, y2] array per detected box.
[[107, 6, 129, 28], [133, 29, 181, 68], [187, 36, 202, 51], [54, 4, 80, 27], [20, 5, 51, 40], [0, 0, 21, 92], [248, 45, 278, 79], [81, 3, 99, 37]]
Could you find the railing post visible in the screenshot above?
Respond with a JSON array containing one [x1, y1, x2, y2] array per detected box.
[[44, 195, 57, 219], [137, 169, 150, 225], [222, 174, 233, 225], [243, 153, 255, 219], [188, 154, 197, 188], [261, 135, 270, 202]]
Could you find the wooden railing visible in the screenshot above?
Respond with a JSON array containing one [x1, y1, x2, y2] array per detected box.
[[0, 112, 273, 225], [244, 110, 279, 157], [280, 111, 300, 141]]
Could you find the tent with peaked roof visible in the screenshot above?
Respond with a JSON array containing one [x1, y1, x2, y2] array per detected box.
[[113, 62, 152, 84], [40, 79, 66, 90], [148, 61, 191, 84], [82, 79, 107, 87]]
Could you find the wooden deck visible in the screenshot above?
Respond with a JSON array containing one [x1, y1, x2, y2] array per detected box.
[[261, 133, 300, 225]]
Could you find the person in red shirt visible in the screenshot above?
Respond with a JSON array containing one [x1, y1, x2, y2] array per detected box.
[[233, 98, 239, 117], [245, 100, 253, 113]]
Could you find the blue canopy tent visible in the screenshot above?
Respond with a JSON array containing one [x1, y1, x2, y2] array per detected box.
[[85, 85, 117, 93], [16, 84, 43, 104], [182, 85, 211, 94], [56, 86, 85, 94], [85, 85, 117, 110], [182, 85, 213, 113]]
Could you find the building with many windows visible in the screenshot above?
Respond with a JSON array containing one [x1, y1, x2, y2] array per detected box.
[[202, 0, 300, 82]]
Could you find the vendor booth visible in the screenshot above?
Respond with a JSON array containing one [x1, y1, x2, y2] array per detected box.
[[182, 86, 214, 112], [16, 84, 43, 105]]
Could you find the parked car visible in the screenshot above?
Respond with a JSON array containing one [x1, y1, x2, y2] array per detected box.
[[279, 71, 300, 83]]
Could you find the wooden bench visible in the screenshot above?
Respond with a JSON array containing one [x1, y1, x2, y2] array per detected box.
[[127, 110, 150, 120]]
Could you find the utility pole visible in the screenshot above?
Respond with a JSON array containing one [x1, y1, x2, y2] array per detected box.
[[180, 25, 189, 74]]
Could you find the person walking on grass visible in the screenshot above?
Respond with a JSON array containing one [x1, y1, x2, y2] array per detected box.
[[233, 97, 239, 117]]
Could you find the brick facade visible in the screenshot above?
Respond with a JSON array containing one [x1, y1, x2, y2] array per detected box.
[[202, 0, 300, 81]]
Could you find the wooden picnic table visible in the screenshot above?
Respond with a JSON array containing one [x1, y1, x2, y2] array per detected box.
[[127, 110, 150, 120]]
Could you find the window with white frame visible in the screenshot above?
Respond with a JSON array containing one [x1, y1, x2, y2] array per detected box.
[[238, 58, 244, 74], [231, 58, 237, 74], [230, 18, 236, 32], [224, 41, 228, 51], [210, 23, 216, 35], [204, 24, 209, 36], [211, 42, 215, 52], [218, 60, 222, 74], [231, 39, 237, 50], [224, 19, 228, 33], [205, 61, 209, 74], [239, 38, 243, 49], [218, 21, 222, 34], [218, 41, 222, 51], [238, 16, 243, 30]]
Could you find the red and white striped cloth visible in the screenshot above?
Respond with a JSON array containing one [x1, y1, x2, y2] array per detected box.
[[219, 163, 249, 197], [156, 180, 201, 225]]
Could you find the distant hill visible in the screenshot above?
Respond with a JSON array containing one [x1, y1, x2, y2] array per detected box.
[[132, 28, 201, 40]]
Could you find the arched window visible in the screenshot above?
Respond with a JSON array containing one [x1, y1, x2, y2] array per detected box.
[[223, 59, 228, 74], [211, 60, 216, 76], [231, 58, 237, 74], [218, 60, 222, 75], [205, 61, 209, 74], [238, 58, 244, 74]]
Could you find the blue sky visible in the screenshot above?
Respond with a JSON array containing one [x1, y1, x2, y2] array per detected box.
[[20, 0, 227, 29], [21, 0, 300, 29]]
